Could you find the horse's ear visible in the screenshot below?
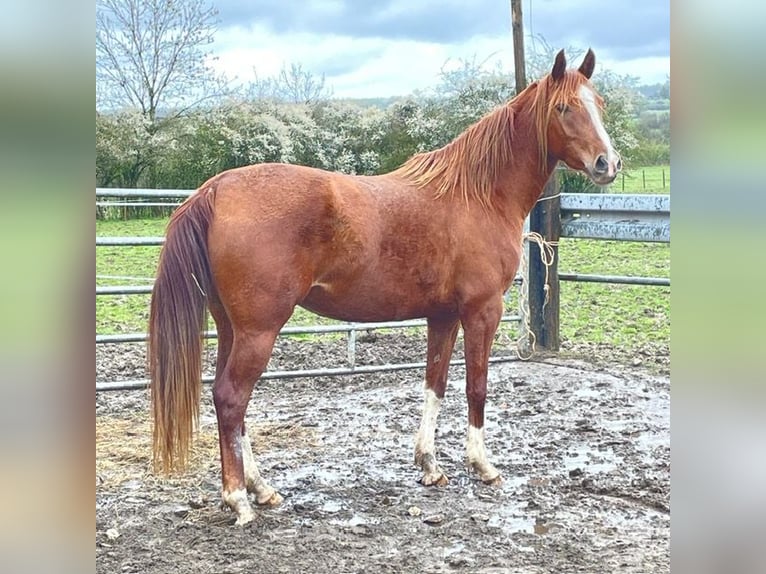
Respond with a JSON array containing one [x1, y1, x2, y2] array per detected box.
[[578, 48, 596, 79], [552, 49, 566, 81]]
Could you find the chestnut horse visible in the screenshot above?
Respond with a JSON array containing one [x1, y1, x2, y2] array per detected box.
[[149, 49, 620, 525]]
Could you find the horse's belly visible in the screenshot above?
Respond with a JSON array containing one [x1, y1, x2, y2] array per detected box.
[[299, 282, 453, 322]]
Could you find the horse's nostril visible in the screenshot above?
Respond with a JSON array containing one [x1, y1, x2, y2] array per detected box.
[[595, 155, 608, 174], [616, 158, 623, 172]]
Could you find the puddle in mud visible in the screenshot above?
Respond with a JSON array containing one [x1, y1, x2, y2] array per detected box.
[[487, 511, 536, 534], [321, 500, 343, 513], [563, 445, 618, 475], [328, 512, 380, 527], [443, 542, 466, 558], [277, 453, 404, 489], [573, 387, 603, 400]]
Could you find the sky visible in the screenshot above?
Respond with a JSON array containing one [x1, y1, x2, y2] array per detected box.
[[209, 0, 670, 99]]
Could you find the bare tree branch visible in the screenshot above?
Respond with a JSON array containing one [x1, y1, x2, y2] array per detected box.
[[249, 63, 333, 104], [96, 0, 229, 119]]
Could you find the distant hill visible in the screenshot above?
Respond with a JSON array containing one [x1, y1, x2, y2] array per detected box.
[[333, 96, 407, 109], [637, 82, 670, 100], [337, 83, 670, 113]]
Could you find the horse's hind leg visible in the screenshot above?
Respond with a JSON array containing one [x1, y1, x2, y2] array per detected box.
[[213, 328, 282, 525], [209, 300, 281, 514], [209, 299, 233, 383], [415, 316, 459, 486]]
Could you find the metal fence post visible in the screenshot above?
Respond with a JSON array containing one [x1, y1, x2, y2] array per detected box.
[[528, 174, 560, 351]]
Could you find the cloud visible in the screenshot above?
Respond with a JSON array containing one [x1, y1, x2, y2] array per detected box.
[[214, 0, 509, 44], [211, 25, 390, 81], [525, 0, 669, 60], [211, 26, 453, 97], [209, 0, 669, 97], [311, 47, 389, 77], [214, 0, 668, 58]]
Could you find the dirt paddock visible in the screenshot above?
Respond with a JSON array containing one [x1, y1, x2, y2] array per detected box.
[[96, 334, 669, 573]]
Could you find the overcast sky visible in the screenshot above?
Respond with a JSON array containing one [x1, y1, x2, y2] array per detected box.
[[209, 0, 670, 98]]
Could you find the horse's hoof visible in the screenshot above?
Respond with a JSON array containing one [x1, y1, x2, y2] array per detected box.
[[420, 471, 449, 487], [223, 488, 255, 523], [482, 474, 503, 486], [234, 507, 256, 526], [257, 490, 283, 507]]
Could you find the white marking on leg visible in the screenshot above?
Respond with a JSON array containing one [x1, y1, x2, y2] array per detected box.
[[579, 84, 619, 166], [415, 388, 448, 485], [242, 431, 282, 506], [466, 425, 487, 467], [222, 487, 255, 525], [415, 388, 442, 462], [241, 431, 259, 485], [466, 425, 501, 483]]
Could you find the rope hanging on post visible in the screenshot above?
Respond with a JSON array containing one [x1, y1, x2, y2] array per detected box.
[[515, 232, 557, 360]]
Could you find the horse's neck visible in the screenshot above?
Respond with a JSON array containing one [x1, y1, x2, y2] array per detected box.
[[494, 115, 556, 221]]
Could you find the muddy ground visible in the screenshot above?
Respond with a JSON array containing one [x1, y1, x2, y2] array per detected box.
[[96, 334, 669, 573]]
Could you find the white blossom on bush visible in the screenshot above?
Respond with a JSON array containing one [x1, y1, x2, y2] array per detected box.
[[97, 57, 653, 191]]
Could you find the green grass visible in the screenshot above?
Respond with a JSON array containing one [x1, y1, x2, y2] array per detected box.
[[557, 239, 669, 348], [96, 220, 164, 335], [608, 164, 670, 194]]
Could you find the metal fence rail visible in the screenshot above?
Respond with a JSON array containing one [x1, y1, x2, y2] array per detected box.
[[560, 193, 670, 243], [96, 355, 520, 392], [558, 193, 670, 286], [559, 273, 670, 287], [95, 316, 521, 345], [97, 189, 192, 199], [96, 237, 165, 246]]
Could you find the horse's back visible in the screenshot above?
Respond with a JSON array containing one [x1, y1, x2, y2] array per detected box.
[[208, 163, 353, 214], [204, 164, 381, 314], [201, 163, 463, 322], [206, 162, 424, 257]]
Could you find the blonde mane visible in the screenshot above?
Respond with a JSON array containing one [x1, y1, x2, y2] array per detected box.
[[394, 70, 594, 207]]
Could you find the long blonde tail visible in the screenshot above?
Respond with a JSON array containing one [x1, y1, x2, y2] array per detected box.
[[148, 188, 216, 473]]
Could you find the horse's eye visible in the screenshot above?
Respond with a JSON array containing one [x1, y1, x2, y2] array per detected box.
[[556, 103, 570, 114]]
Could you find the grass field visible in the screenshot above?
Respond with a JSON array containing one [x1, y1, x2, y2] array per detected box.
[[609, 164, 670, 194], [557, 239, 669, 347]]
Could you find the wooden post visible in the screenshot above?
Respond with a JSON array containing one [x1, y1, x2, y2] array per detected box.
[[528, 175, 561, 351], [509, 0, 540, 355], [510, 0, 527, 94]]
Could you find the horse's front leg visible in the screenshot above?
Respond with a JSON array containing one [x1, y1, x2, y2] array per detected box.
[[414, 316, 460, 486], [461, 298, 503, 485]]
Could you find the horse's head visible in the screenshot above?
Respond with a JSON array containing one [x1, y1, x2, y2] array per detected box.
[[539, 49, 622, 185]]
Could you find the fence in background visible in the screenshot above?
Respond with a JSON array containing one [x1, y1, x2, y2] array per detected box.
[[96, 185, 670, 392], [617, 168, 669, 191], [527, 177, 670, 350]]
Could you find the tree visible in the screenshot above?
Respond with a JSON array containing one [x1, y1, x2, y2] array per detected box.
[[249, 63, 332, 104], [525, 35, 584, 82], [658, 76, 670, 100], [96, 110, 170, 187], [96, 0, 227, 120], [433, 56, 515, 142]]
